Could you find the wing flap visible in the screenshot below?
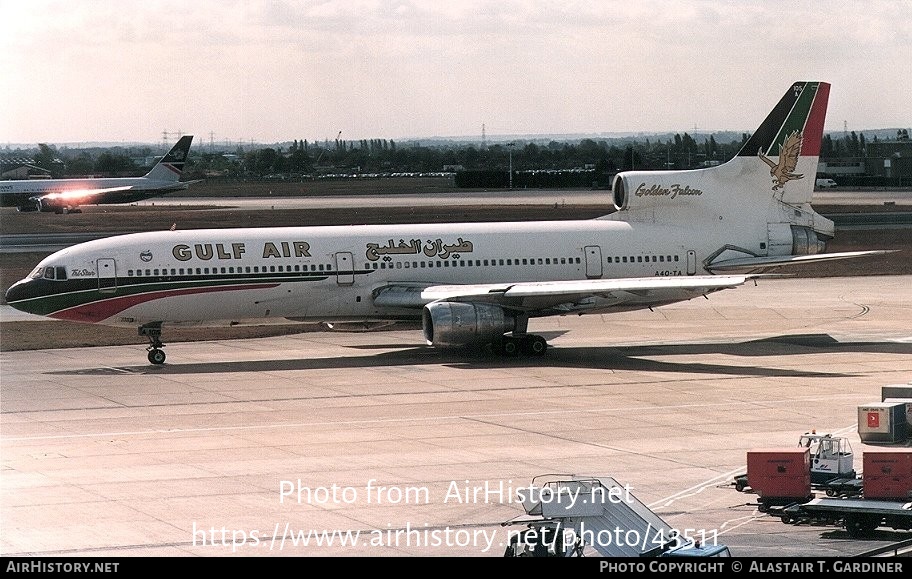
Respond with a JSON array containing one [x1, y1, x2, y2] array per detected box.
[[373, 275, 751, 313]]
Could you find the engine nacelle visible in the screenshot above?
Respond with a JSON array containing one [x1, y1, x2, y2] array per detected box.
[[16, 202, 40, 212], [422, 302, 516, 348], [23, 197, 64, 213], [791, 225, 827, 255], [612, 171, 707, 212]]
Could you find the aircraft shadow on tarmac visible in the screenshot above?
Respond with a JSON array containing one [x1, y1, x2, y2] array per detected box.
[[47, 333, 910, 378]]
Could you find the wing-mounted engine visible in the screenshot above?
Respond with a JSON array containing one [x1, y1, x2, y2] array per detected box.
[[16, 199, 40, 212], [22, 196, 81, 214], [422, 302, 517, 348]]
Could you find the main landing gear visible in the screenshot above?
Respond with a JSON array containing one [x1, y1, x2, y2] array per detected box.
[[492, 334, 548, 357], [139, 324, 166, 365]]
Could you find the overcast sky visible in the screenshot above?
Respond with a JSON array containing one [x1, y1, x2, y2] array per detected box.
[[1, 0, 910, 146]]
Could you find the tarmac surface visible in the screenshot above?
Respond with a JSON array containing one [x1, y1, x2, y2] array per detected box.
[[2, 274, 911, 557]]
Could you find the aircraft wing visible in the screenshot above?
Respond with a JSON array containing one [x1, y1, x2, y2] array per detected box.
[[29, 186, 134, 210], [373, 275, 752, 313]]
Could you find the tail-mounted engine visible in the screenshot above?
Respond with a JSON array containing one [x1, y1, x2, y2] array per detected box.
[[612, 171, 707, 213], [422, 302, 516, 348]]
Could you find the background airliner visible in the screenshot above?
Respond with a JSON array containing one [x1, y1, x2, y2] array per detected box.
[[0, 136, 196, 213], [5, 83, 885, 364]]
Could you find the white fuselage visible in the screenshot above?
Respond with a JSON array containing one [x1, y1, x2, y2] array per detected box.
[[34, 219, 702, 327], [0, 177, 175, 195]]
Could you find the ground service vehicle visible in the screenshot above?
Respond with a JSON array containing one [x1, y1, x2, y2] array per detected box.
[[768, 450, 912, 537], [734, 433, 861, 500]]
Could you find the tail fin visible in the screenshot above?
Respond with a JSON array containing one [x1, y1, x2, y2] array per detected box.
[[144, 135, 194, 182], [736, 82, 830, 204]]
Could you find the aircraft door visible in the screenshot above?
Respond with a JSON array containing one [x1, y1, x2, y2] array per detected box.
[[686, 250, 696, 275], [97, 258, 117, 293], [584, 245, 603, 279], [335, 252, 354, 285]]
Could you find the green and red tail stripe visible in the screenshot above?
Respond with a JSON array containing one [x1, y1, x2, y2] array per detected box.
[[737, 81, 830, 158]]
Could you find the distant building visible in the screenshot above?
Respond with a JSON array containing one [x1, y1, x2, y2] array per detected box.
[[0, 161, 52, 180], [865, 139, 912, 180], [818, 158, 865, 177]]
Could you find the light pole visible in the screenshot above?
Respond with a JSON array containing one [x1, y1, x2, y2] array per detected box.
[[507, 142, 515, 189]]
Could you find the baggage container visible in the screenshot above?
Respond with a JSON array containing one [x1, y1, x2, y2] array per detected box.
[[746, 448, 811, 503], [858, 402, 908, 443], [863, 450, 912, 500], [882, 384, 912, 401]]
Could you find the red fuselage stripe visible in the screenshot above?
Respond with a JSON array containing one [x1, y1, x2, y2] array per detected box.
[[49, 283, 279, 323]]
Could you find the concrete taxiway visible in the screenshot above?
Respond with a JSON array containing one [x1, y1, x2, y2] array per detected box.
[[2, 275, 911, 557]]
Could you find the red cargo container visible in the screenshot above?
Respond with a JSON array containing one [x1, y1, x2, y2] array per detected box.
[[747, 448, 812, 502], [863, 450, 912, 500]]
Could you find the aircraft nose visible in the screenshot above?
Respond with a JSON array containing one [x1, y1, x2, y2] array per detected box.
[[5, 279, 33, 311]]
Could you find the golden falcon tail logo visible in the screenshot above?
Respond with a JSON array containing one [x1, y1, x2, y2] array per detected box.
[[758, 130, 804, 191]]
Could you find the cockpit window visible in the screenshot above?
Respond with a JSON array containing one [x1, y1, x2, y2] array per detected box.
[[36, 266, 68, 281]]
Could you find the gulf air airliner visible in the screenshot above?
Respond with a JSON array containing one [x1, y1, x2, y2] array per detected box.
[[5, 83, 884, 364], [0, 136, 197, 213]]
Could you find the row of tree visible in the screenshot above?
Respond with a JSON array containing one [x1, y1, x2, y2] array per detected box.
[[14, 130, 903, 180]]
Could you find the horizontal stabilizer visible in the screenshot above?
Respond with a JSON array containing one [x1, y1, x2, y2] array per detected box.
[[707, 250, 894, 273]]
